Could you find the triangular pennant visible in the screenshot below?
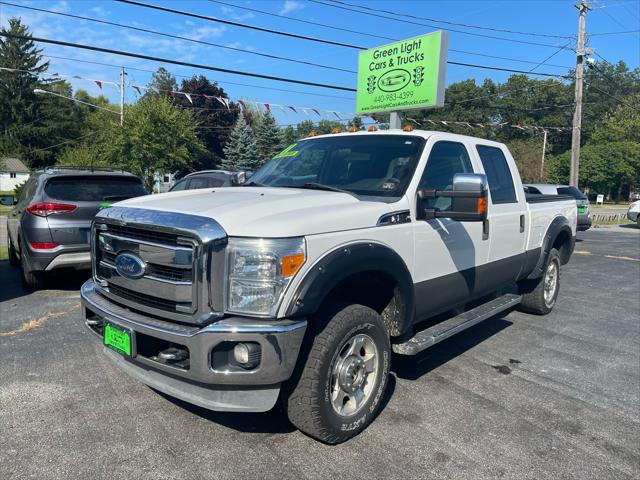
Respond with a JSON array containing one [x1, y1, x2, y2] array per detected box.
[[312, 108, 321, 116], [238, 100, 247, 110], [264, 103, 270, 111], [94, 80, 102, 90], [289, 106, 297, 113], [183, 93, 193, 104], [132, 85, 141, 96]]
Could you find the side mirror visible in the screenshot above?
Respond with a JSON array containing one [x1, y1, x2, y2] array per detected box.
[[231, 171, 246, 185], [417, 173, 488, 222], [14, 197, 18, 205]]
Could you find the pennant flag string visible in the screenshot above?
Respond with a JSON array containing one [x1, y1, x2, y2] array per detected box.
[[0, 66, 117, 87]]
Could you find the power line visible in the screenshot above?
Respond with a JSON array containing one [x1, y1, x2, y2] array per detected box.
[[29, 131, 101, 154], [0, 2, 357, 74], [115, 0, 364, 50], [589, 29, 640, 35], [309, 0, 576, 50], [450, 49, 571, 69], [0, 32, 357, 92], [207, 0, 397, 42], [528, 40, 574, 72], [321, 0, 573, 39], [41, 54, 355, 100], [210, 0, 573, 70], [447, 61, 566, 78]]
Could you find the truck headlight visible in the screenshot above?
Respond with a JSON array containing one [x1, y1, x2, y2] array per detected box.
[[226, 237, 306, 316]]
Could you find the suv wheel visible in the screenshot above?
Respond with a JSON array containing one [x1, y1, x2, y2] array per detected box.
[[518, 248, 561, 315], [284, 304, 390, 444], [20, 242, 45, 290], [8, 239, 20, 267]]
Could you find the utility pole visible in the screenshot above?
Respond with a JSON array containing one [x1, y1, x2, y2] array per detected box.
[[570, 0, 591, 187], [119, 67, 126, 126], [540, 129, 548, 181], [389, 111, 401, 129]]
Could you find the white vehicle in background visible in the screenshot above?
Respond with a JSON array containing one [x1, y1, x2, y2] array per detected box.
[[81, 128, 577, 443], [627, 200, 640, 226]]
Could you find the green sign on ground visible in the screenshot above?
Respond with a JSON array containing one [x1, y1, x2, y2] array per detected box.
[[356, 31, 448, 115]]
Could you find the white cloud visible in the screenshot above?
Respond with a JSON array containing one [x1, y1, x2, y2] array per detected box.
[[186, 25, 226, 41], [220, 6, 255, 22], [279, 0, 304, 15]]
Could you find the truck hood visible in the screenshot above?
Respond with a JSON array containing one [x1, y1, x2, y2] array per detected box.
[[116, 187, 397, 237]]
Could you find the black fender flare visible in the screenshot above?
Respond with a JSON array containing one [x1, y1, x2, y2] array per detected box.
[[284, 242, 415, 333], [527, 216, 574, 279]]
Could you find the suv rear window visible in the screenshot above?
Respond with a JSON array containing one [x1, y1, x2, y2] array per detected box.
[[557, 186, 586, 200], [45, 176, 146, 202]]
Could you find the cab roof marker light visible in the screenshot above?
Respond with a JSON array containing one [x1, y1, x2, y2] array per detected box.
[[368, 125, 378, 132], [347, 126, 359, 132], [330, 127, 342, 134], [402, 125, 414, 132], [307, 130, 317, 137]]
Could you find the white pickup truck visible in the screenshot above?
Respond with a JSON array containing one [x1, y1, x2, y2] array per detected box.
[[81, 129, 577, 443]]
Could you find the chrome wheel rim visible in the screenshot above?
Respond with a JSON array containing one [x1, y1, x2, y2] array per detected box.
[[330, 333, 379, 417], [543, 260, 559, 306]]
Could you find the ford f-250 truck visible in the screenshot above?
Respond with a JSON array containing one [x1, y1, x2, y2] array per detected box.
[[81, 129, 576, 444]]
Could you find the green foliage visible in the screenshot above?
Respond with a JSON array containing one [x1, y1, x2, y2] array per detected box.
[[145, 67, 177, 99], [13, 179, 27, 199], [255, 110, 283, 164], [221, 113, 258, 171], [107, 95, 205, 191], [506, 139, 545, 183], [170, 74, 239, 174]]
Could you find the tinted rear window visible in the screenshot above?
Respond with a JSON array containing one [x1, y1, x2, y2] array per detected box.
[[188, 176, 226, 189], [557, 186, 586, 199], [45, 176, 146, 202]]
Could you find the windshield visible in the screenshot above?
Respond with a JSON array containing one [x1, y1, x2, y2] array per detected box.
[[249, 135, 426, 198]]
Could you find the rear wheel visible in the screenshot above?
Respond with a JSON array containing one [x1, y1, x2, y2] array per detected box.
[[518, 248, 561, 315], [8, 239, 19, 267], [20, 241, 45, 291], [284, 304, 390, 444]]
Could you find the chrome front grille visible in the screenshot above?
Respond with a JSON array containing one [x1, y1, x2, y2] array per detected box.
[[92, 206, 228, 324]]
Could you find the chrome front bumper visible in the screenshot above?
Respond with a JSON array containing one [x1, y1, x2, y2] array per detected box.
[[81, 279, 307, 412]]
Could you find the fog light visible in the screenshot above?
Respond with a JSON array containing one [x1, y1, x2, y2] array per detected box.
[[233, 342, 261, 368]]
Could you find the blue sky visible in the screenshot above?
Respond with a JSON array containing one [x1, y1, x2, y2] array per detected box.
[[0, 0, 638, 126]]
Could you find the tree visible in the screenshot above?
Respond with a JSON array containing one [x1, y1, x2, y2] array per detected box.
[[145, 67, 177, 98], [0, 18, 48, 131], [171, 75, 238, 173], [222, 113, 258, 171], [507, 138, 546, 183], [107, 95, 205, 190], [255, 110, 283, 164]]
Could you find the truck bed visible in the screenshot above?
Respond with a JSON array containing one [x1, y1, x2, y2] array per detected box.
[[525, 193, 577, 251]]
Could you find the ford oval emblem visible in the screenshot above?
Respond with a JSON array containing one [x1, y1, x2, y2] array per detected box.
[[115, 252, 146, 279]]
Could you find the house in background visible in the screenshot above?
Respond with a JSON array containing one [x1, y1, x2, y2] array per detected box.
[[0, 157, 29, 192]]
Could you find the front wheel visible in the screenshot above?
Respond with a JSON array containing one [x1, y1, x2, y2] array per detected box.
[[518, 248, 561, 315], [284, 304, 390, 444]]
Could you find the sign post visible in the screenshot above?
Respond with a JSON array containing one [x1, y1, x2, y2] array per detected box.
[[356, 31, 448, 126]]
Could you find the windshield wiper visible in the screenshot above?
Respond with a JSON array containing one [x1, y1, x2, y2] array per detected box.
[[286, 183, 352, 195], [240, 181, 267, 187]]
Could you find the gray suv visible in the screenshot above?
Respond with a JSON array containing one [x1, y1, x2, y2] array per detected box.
[[7, 167, 146, 289]]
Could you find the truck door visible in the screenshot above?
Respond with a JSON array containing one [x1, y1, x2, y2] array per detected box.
[[412, 139, 489, 321], [473, 144, 527, 290]]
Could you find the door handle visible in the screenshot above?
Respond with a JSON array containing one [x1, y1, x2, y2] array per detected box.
[[520, 215, 525, 233]]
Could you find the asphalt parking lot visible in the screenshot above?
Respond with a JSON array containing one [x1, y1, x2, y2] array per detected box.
[[1, 227, 639, 480]]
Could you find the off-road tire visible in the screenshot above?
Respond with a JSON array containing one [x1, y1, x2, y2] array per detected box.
[[518, 248, 561, 315], [8, 239, 19, 267], [20, 241, 45, 290], [284, 304, 390, 444]]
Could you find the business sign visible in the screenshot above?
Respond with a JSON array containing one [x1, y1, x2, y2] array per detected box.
[[356, 31, 448, 115]]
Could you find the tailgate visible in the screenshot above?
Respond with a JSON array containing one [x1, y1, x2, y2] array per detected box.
[[43, 175, 146, 245]]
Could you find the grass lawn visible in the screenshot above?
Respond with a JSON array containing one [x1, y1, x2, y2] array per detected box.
[[590, 203, 632, 209], [0, 245, 8, 262], [0, 205, 13, 215]]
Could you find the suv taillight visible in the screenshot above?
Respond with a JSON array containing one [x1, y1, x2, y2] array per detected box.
[[27, 202, 77, 217]]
